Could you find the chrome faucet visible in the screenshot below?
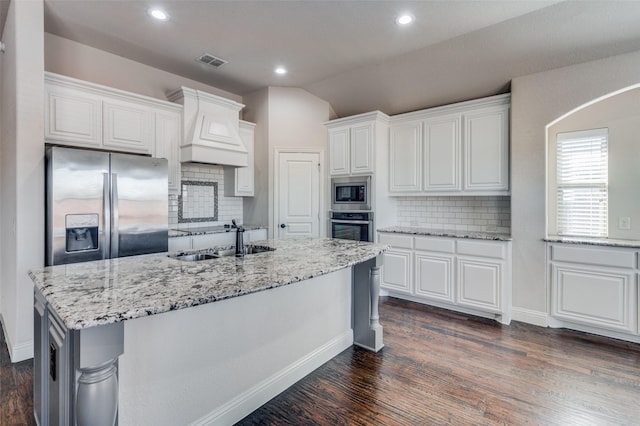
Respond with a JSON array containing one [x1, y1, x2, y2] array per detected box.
[[232, 219, 245, 257]]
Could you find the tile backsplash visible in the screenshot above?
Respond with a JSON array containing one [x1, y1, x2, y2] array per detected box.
[[169, 164, 243, 228], [396, 196, 511, 233]]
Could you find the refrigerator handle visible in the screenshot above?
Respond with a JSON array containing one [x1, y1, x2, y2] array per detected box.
[[102, 172, 111, 260], [111, 173, 119, 258]]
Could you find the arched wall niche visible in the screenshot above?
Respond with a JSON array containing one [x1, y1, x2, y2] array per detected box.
[[546, 84, 640, 240]]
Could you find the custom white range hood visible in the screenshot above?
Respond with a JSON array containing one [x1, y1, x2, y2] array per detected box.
[[168, 87, 248, 167]]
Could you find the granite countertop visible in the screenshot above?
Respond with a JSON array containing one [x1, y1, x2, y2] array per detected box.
[[378, 226, 512, 241], [29, 238, 387, 330], [169, 225, 266, 238], [544, 235, 640, 249]]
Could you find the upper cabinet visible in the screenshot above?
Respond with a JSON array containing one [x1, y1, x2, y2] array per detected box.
[[224, 120, 256, 197], [45, 72, 183, 193], [389, 94, 510, 196], [326, 112, 388, 176]]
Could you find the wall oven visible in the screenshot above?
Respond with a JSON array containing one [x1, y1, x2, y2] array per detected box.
[[331, 176, 371, 211], [330, 211, 374, 242]]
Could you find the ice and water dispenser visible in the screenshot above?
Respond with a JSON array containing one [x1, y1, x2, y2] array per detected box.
[[65, 214, 99, 253]]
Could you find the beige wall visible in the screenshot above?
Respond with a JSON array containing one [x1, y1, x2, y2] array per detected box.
[[243, 87, 332, 238], [0, 0, 44, 362], [511, 49, 640, 324], [547, 87, 640, 240], [44, 33, 241, 104]]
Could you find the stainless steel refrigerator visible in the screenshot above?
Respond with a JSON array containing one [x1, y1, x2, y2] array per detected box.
[[46, 146, 168, 266]]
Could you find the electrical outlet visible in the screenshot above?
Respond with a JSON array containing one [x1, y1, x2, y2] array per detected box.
[[618, 216, 631, 230]]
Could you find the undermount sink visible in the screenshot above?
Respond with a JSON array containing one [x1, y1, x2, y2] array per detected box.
[[169, 245, 275, 262]]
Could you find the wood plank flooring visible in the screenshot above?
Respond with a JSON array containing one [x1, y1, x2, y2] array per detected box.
[[238, 297, 640, 425], [1, 297, 639, 425]]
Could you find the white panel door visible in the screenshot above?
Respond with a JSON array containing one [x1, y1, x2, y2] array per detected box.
[[350, 123, 374, 175], [45, 85, 102, 147], [277, 152, 320, 238], [329, 128, 350, 175], [457, 258, 502, 313], [551, 264, 636, 333], [103, 99, 154, 154], [381, 249, 413, 294], [463, 106, 509, 191], [424, 115, 461, 191], [415, 252, 455, 303], [389, 122, 422, 192]]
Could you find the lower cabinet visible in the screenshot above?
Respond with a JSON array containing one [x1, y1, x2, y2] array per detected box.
[[548, 243, 638, 338], [379, 232, 511, 324]]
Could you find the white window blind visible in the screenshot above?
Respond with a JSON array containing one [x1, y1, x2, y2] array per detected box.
[[556, 128, 608, 237]]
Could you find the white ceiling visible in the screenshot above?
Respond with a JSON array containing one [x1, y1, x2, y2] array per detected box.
[[31, 1, 640, 116]]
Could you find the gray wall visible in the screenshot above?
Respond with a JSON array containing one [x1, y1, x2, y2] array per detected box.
[[510, 49, 640, 324]]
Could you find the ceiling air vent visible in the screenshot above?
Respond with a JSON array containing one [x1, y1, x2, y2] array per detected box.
[[197, 53, 227, 68]]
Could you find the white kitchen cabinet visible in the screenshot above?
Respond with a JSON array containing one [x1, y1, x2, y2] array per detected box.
[[45, 83, 102, 148], [328, 123, 373, 176], [548, 243, 638, 336], [154, 110, 182, 194], [168, 236, 192, 252], [389, 121, 422, 192], [103, 98, 154, 155], [168, 228, 267, 252], [327, 112, 387, 177], [45, 72, 182, 159], [388, 94, 510, 196], [379, 233, 413, 295], [191, 232, 236, 250], [424, 115, 461, 191], [224, 121, 256, 196], [379, 231, 512, 324], [463, 105, 509, 192]]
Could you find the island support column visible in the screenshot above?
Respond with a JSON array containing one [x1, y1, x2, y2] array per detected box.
[[352, 256, 384, 351]]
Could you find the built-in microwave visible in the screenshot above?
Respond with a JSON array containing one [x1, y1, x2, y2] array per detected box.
[[331, 176, 371, 211]]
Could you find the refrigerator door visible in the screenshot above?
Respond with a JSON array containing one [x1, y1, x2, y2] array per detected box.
[[46, 147, 110, 265], [110, 153, 168, 257]]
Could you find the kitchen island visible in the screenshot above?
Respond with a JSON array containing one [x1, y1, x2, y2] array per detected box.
[[30, 238, 386, 426]]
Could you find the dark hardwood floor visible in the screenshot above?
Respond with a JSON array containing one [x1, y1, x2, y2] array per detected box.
[[2, 297, 640, 425]]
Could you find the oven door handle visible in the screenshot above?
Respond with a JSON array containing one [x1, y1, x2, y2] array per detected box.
[[330, 220, 371, 225]]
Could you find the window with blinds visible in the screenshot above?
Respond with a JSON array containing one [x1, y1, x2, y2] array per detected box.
[[556, 128, 608, 237]]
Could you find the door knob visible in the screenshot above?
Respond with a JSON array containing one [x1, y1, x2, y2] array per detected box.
[[280, 223, 286, 228]]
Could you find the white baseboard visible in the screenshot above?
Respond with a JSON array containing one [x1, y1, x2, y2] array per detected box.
[[511, 307, 549, 327], [190, 330, 354, 426], [0, 313, 34, 363]]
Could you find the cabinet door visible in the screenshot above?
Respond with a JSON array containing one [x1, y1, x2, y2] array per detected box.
[[350, 123, 374, 175], [381, 248, 413, 294], [191, 233, 236, 250], [424, 115, 461, 192], [551, 264, 636, 334], [45, 84, 102, 148], [389, 122, 422, 192], [457, 257, 502, 313], [103, 99, 154, 154], [463, 106, 509, 192], [246, 228, 267, 243], [415, 252, 454, 303], [329, 127, 350, 175], [168, 236, 192, 252], [155, 110, 181, 194]]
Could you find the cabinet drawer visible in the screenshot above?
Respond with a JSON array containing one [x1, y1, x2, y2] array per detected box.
[[414, 236, 455, 253], [550, 244, 635, 269], [378, 233, 413, 249], [457, 240, 506, 259]]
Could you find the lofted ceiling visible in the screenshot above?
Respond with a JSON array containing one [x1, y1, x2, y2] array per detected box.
[[37, 0, 640, 116]]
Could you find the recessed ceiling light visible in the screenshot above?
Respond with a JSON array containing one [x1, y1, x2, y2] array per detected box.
[[274, 66, 287, 75], [396, 13, 415, 26], [148, 7, 169, 21]]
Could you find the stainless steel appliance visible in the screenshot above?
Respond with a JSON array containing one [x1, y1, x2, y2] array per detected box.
[[330, 211, 374, 242], [331, 176, 371, 211], [46, 146, 168, 266]]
